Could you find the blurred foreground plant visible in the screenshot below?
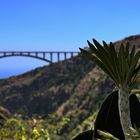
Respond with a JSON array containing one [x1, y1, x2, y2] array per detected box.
[[0, 118, 50, 140], [98, 127, 140, 140]]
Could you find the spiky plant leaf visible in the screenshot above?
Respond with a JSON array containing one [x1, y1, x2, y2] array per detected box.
[[79, 48, 118, 86], [97, 130, 119, 140], [125, 50, 140, 86], [125, 42, 130, 59], [118, 44, 126, 85], [130, 46, 136, 66], [103, 40, 109, 50], [80, 39, 140, 89], [108, 42, 121, 84], [92, 40, 117, 79]]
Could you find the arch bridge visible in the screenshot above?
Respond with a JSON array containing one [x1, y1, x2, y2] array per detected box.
[[0, 51, 80, 63]]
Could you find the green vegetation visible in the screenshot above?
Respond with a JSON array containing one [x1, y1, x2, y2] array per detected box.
[[80, 39, 140, 139], [1, 114, 140, 140], [0, 116, 64, 140], [1, 36, 140, 139], [0, 118, 50, 140], [0, 113, 97, 140]]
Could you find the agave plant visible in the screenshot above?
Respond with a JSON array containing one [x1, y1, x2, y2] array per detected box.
[[80, 39, 140, 139]]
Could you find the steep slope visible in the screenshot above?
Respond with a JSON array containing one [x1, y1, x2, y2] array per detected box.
[[0, 55, 95, 116], [0, 34, 140, 138]]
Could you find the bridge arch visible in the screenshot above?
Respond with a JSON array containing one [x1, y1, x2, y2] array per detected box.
[[0, 51, 80, 63], [0, 51, 80, 78], [0, 56, 48, 79], [0, 54, 52, 63]]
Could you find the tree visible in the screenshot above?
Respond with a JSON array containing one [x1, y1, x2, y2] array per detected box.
[[80, 39, 140, 139]]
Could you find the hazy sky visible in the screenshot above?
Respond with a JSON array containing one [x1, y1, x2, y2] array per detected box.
[[0, 0, 140, 78]]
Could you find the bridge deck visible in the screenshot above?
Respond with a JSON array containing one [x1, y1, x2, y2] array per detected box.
[[0, 51, 80, 63]]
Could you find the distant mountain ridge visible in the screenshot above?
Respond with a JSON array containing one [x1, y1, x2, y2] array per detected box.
[[0, 34, 140, 137]]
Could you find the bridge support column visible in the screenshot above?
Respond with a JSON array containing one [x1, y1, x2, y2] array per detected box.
[[64, 52, 67, 60], [35, 52, 38, 57], [43, 52, 45, 59], [57, 52, 60, 62], [50, 52, 53, 62]]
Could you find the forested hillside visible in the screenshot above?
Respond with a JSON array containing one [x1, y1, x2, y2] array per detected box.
[[0, 35, 140, 139]]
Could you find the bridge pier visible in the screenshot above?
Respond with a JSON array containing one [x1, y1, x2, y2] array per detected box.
[[43, 52, 45, 59]]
